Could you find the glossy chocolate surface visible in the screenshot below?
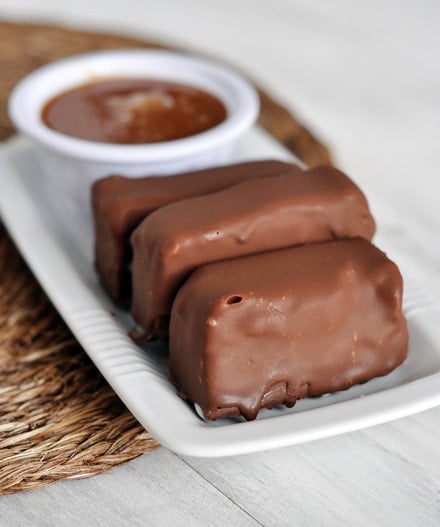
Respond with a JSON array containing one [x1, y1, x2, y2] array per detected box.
[[169, 238, 408, 420], [131, 166, 376, 340], [92, 160, 300, 303], [42, 78, 226, 144]]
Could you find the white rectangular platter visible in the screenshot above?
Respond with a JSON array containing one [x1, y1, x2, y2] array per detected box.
[[1, 128, 439, 457]]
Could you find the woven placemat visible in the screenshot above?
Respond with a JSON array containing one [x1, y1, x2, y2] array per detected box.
[[0, 20, 331, 495]]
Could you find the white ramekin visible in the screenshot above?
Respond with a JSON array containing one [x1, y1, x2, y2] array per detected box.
[[8, 49, 259, 210]]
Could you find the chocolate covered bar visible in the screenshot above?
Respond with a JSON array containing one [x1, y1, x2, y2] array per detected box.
[[169, 238, 408, 420], [92, 160, 299, 303], [131, 166, 376, 340]]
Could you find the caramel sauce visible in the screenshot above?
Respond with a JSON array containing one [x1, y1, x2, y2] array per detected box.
[[42, 78, 227, 144]]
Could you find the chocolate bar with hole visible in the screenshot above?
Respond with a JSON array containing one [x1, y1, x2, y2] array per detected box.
[[92, 160, 300, 304], [131, 166, 376, 341], [169, 238, 408, 421]]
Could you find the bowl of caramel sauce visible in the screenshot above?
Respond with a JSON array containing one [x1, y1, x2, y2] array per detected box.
[[42, 78, 228, 145], [9, 49, 259, 209]]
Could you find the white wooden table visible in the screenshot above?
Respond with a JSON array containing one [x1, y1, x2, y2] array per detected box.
[[1, 1, 439, 525]]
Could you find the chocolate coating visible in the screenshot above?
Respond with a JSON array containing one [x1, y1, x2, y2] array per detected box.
[[131, 166, 376, 340], [169, 238, 408, 421], [92, 160, 299, 303]]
